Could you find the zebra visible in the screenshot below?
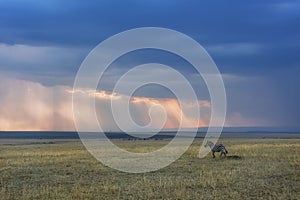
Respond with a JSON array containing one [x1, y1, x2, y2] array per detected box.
[[204, 140, 228, 158]]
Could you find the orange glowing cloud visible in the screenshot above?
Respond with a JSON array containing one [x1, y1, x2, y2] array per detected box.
[[0, 78, 74, 131], [0, 78, 211, 131]]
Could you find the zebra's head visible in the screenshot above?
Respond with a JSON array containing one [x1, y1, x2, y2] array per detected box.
[[204, 140, 214, 148]]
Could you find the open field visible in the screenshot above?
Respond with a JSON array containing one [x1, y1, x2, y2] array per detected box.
[[0, 138, 299, 199]]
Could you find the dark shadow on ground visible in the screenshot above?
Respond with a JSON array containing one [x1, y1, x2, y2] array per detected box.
[[225, 155, 243, 159]]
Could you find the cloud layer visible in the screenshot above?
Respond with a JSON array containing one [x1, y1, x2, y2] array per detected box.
[[0, 1, 299, 130], [0, 78, 211, 131]]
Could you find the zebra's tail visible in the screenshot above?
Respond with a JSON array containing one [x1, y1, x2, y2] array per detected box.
[[225, 148, 228, 154]]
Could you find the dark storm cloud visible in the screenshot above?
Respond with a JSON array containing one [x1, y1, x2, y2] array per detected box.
[[0, 0, 299, 75]]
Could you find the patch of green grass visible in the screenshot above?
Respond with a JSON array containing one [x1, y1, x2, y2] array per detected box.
[[0, 139, 299, 199]]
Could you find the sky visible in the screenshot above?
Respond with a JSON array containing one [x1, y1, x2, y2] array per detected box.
[[0, 0, 299, 131]]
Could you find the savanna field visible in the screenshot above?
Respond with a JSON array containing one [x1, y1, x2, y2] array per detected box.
[[0, 138, 299, 199]]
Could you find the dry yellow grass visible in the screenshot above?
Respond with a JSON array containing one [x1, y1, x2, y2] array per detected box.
[[0, 138, 299, 199]]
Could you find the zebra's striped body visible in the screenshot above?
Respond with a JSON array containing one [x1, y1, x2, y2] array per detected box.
[[204, 140, 228, 158]]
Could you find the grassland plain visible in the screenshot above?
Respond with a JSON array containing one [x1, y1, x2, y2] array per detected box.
[[0, 138, 299, 199]]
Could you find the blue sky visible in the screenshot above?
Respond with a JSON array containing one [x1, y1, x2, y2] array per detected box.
[[0, 0, 299, 130]]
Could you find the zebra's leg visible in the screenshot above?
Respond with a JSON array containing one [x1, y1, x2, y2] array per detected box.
[[212, 152, 215, 158], [221, 150, 227, 157]]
